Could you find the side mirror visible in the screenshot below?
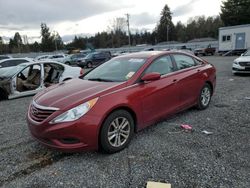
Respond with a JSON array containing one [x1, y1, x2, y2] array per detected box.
[[241, 53, 244, 56], [141, 72, 161, 82]]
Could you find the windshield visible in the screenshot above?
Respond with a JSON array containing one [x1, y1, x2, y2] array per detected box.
[[83, 57, 146, 82], [243, 50, 250, 56], [0, 65, 26, 78]]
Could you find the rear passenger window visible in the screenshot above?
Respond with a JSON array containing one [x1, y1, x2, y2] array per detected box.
[[145, 56, 174, 75], [173, 54, 196, 70]]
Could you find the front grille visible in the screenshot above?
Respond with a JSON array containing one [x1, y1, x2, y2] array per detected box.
[[239, 62, 250, 67], [29, 103, 57, 122]]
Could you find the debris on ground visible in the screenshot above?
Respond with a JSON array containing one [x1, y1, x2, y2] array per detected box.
[[202, 130, 213, 135], [180, 124, 193, 131], [229, 78, 234, 81], [147, 181, 171, 188]]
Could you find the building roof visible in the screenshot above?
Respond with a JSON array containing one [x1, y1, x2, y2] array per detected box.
[[219, 24, 250, 30]]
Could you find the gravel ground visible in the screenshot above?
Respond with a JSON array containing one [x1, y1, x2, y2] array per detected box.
[[0, 56, 250, 188]]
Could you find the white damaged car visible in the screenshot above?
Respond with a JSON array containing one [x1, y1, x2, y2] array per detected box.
[[232, 50, 250, 74], [0, 61, 83, 100]]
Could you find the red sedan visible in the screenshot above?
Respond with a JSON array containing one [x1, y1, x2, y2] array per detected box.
[[27, 51, 216, 153]]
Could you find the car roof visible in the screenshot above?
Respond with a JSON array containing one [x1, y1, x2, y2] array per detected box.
[[18, 60, 66, 67], [114, 50, 198, 60], [0, 57, 33, 63], [115, 51, 166, 59]]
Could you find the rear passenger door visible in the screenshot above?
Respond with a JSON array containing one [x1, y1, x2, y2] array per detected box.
[[172, 54, 204, 107]]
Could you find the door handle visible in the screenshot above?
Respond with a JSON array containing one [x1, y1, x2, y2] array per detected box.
[[197, 69, 201, 72], [173, 79, 178, 83]]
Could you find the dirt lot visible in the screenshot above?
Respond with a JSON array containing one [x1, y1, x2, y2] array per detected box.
[[0, 56, 250, 188]]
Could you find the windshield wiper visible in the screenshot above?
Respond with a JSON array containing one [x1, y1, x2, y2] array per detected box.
[[87, 78, 114, 82]]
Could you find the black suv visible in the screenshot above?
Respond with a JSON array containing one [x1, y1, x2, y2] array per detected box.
[[77, 51, 111, 68]]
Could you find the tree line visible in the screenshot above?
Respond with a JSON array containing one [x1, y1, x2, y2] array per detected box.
[[0, 0, 249, 54]]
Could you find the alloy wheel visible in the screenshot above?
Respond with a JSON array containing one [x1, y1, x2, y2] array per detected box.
[[107, 117, 130, 147], [201, 87, 211, 107]]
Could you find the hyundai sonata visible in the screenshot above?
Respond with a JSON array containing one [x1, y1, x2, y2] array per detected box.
[[27, 51, 216, 153], [232, 49, 250, 74]]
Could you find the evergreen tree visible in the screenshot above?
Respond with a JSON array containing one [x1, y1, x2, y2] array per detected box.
[[40, 23, 54, 52], [156, 5, 175, 42], [221, 0, 250, 26]]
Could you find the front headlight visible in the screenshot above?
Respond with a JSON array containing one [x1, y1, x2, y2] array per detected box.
[[50, 98, 98, 124], [233, 61, 239, 65]]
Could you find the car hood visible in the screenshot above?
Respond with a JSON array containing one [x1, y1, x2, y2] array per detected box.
[[194, 48, 204, 51], [34, 78, 125, 110], [234, 56, 250, 62]]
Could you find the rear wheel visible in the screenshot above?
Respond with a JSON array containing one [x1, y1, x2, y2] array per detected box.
[[197, 83, 212, 110], [100, 110, 134, 153]]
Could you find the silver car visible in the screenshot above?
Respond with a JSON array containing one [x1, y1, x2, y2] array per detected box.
[[0, 58, 33, 68], [232, 50, 250, 74], [0, 61, 82, 100]]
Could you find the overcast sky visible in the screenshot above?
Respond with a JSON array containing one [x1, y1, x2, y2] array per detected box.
[[0, 0, 223, 43]]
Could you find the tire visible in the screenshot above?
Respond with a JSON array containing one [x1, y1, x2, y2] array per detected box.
[[100, 110, 134, 153], [197, 83, 212, 110], [87, 62, 92, 68], [0, 88, 8, 101]]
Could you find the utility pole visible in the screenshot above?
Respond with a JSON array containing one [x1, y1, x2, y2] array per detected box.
[[53, 31, 58, 51], [167, 25, 169, 42], [125, 13, 131, 47]]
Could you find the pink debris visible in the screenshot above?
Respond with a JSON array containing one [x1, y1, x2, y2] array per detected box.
[[180, 124, 192, 130]]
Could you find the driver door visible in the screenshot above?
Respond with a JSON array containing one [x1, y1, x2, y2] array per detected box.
[[139, 55, 181, 125], [10, 64, 44, 98]]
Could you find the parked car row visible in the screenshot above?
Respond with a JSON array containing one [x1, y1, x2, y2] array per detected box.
[[77, 51, 111, 68], [0, 58, 34, 68], [0, 55, 12, 60], [35, 51, 112, 68]]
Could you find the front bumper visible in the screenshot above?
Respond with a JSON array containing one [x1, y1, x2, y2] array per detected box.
[[232, 63, 250, 74], [27, 111, 101, 152]]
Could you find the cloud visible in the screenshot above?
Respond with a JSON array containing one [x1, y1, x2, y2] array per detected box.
[[0, 0, 124, 27], [131, 12, 159, 26], [172, 0, 200, 17]]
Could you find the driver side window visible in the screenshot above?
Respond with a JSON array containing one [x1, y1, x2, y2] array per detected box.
[[145, 56, 174, 75]]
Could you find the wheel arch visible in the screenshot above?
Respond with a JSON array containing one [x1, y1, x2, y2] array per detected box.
[[97, 106, 138, 148], [205, 81, 214, 95]]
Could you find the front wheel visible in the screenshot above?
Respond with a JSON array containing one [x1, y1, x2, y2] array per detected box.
[[197, 83, 212, 110], [100, 110, 134, 153]]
